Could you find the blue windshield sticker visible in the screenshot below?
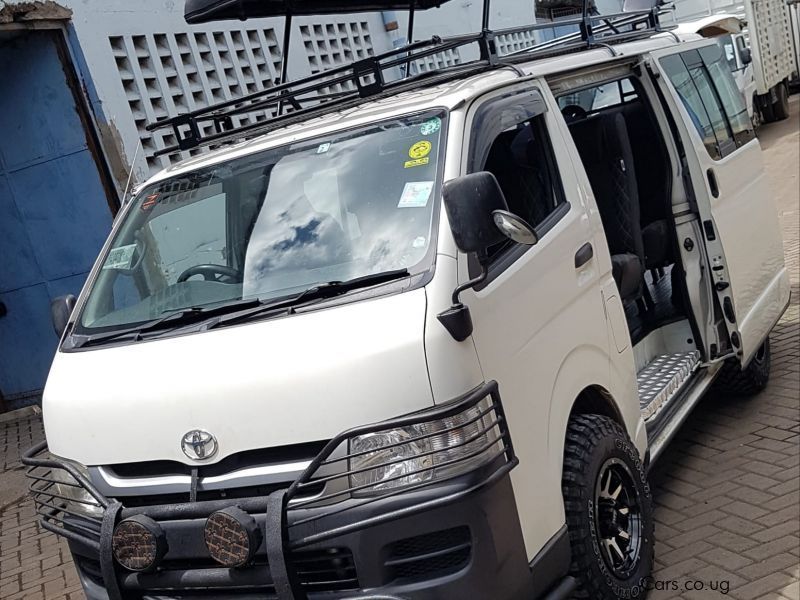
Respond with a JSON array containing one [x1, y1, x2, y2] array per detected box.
[[420, 117, 441, 136], [398, 181, 434, 208]]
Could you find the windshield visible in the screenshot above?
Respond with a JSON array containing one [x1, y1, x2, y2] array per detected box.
[[75, 110, 446, 334]]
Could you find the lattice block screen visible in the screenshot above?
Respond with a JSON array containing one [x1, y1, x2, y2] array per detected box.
[[110, 29, 283, 172], [497, 30, 538, 56], [300, 21, 375, 94], [411, 47, 462, 74]]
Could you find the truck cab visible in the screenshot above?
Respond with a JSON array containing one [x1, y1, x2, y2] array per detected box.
[[24, 3, 790, 599]]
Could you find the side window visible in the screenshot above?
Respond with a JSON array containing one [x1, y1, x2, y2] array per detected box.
[[468, 90, 566, 265], [699, 45, 756, 147], [558, 78, 638, 114], [660, 54, 725, 158], [660, 48, 752, 160]]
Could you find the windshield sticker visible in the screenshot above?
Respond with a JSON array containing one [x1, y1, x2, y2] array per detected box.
[[412, 236, 427, 248], [398, 181, 434, 208], [420, 117, 441, 136], [141, 193, 160, 211], [404, 157, 430, 169], [408, 140, 432, 160], [103, 244, 137, 270], [316, 142, 331, 154]]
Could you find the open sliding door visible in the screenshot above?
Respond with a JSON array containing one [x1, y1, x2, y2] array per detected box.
[[647, 39, 790, 366]]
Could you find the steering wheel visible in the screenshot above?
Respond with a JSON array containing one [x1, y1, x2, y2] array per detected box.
[[177, 264, 242, 283], [561, 104, 588, 123]]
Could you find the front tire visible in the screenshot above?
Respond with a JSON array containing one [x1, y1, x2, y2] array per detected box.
[[562, 415, 654, 600], [714, 337, 771, 396]]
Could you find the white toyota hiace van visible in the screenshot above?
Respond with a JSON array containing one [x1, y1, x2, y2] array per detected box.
[[24, 1, 790, 599]]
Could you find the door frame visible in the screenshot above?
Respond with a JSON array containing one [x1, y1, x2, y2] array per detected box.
[[0, 21, 120, 407], [0, 21, 120, 215]]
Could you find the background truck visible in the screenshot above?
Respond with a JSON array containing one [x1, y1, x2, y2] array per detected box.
[[668, 0, 798, 122]]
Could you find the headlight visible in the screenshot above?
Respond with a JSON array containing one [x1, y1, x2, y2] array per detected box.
[[349, 398, 500, 496], [49, 459, 103, 518]]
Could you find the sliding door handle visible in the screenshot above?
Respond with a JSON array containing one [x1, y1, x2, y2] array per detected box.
[[707, 168, 720, 198], [575, 242, 594, 268]]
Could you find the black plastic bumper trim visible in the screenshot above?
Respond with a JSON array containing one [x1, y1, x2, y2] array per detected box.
[[529, 524, 571, 599], [542, 576, 578, 600]]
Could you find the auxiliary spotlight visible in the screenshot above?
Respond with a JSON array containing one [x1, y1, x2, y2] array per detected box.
[[204, 506, 262, 568], [112, 515, 168, 572]]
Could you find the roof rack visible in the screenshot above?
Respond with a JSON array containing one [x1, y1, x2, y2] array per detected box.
[[147, 0, 674, 158]]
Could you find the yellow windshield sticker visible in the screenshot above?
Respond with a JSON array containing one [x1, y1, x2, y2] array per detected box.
[[404, 157, 430, 168], [408, 140, 432, 159]]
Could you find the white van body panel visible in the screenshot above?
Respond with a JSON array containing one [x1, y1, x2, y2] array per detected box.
[[456, 85, 645, 559], [43, 288, 434, 466], [649, 40, 790, 364]]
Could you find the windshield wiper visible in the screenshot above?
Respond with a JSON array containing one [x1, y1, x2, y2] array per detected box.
[[71, 269, 410, 347], [208, 268, 411, 329], [71, 298, 263, 348]]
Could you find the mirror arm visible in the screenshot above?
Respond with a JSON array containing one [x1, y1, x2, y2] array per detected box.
[[438, 253, 489, 343], [451, 251, 489, 305]]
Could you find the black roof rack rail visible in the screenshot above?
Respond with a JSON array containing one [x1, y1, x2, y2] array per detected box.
[[146, 0, 673, 158]]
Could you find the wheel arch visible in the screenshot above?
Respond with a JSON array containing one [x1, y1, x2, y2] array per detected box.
[[569, 385, 626, 427]]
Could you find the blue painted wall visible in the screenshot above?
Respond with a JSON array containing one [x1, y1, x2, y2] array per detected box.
[[0, 31, 113, 409]]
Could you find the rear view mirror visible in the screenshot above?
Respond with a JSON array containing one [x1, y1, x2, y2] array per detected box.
[[51, 295, 76, 338], [442, 172, 509, 260], [739, 47, 752, 65]]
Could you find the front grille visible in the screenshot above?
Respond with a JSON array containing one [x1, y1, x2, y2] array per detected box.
[[385, 526, 472, 581], [107, 440, 328, 479], [116, 481, 324, 507]]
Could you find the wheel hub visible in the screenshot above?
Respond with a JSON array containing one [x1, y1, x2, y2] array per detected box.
[[594, 458, 643, 579]]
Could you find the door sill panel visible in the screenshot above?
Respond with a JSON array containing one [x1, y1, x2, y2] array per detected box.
[[638, 351, 701, 420], [645, 367, 718, 466]]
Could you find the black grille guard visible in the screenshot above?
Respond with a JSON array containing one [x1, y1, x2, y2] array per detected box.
[[22, 380, 516, 600]]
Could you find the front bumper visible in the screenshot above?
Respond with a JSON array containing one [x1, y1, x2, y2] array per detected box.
[[23, 382, 535, 600]]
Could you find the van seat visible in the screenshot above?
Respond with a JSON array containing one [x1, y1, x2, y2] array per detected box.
[[570, 113, 645, 302]]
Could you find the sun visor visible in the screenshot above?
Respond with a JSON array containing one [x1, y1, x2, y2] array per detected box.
[[185, 0, 452, 23]]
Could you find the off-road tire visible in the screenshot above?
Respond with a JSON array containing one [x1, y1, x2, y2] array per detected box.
[[772, 82, 790, 121], [562, 414, 654, 600], [714, 337, 771, 396]]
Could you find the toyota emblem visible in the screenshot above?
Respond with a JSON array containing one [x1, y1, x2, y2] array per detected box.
[[181, 430, 218, 460]]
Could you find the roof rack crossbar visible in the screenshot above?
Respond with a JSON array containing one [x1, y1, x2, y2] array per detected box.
[[146, 35, 453, 133], [185, 34, 478, 121], [146, 1, 673, 158], [506, 6, 674, 56], [151, 59, 495, 157]]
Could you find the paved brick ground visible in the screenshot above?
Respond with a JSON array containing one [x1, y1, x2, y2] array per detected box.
[[0, 101, 797, 600]]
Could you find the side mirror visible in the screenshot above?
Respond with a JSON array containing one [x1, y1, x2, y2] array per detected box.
[[442, 172, 510, 259], [493, 210, 538, 246], [51, 295, 76, 338], [739, 47, 752, 65], [439, 172, 537, 342]]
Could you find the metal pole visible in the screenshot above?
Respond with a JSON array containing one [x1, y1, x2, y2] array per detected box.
[[482, 0, 491, 31], [278, 13, 293, 115], [405, 1, 416, 77], [581, 0, 595, 44]]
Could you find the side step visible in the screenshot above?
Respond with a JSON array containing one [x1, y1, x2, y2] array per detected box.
[[638, 351, 701, 421]]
